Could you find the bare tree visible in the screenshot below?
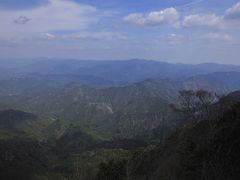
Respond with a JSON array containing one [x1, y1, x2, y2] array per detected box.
[[175, 90, 199, 120], [175, 90, 219, 122], [196, 90, 217, 120]]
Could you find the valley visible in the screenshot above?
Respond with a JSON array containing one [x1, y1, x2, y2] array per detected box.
[[0, 59, 240, 179]]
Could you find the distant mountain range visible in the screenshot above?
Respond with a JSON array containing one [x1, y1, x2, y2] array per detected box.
[[0, 59, 239, 142], [0, 59, 240, 87], [0, 59, 240, 179], [183, 71, 240, 93], [0, 71, 239, 98], [0, 71, 239, 141]]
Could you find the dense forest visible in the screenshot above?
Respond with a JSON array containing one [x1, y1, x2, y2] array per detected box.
[[0, 60, 240, 180]]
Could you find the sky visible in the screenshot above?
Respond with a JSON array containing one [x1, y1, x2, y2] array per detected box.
[[0, 0, 240, 64]]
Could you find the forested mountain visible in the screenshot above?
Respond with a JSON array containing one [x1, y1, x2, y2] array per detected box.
[[128, 92, 240, 180], [183, 71, 240, 93], [0, 70, 240, 141], [0, 79, 180, 140], [1, 89, 239, 180], [0, 59, 240, 180]]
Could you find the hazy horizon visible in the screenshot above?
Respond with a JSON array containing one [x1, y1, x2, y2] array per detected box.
[[1, 57, 240, 66]]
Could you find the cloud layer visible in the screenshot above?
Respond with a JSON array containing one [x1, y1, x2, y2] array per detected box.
[[182, 14, 223, 27], [124, 1, 240, 30], [124, 7, 179, 26], [0, 0, 98, 39], [225, 2, 240, 19], [42, 31, 126, 41], [0, 0, 240, 64]]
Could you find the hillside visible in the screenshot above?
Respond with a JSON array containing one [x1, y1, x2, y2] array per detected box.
[[128, 92, 240, 180], [1, 73, 240, 140], [0, 60, 240, 179], [0, 86, 239, 179], [0, 110, 41, 140], [184, 71, 240, 93], [0, 82, 178, 140]]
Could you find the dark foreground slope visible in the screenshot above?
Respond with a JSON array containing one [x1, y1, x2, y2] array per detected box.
[[1, 91, 240, 180], [0, 109, 136, 180], [128, 94, 240, 180], [0, 110, 53, 180]]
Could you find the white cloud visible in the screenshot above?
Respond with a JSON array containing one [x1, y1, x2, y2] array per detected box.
[[166, 33, 184, 45], [182, 14, 223, 27], [124, 7, 179, 26], [179, 0, 204, 8], [182, 2, 240, 29], [42, 33, 56, 40], [0, 0, 99, 39], [68, 32, 127, 41], [156, 33, 184, 45], [123, 13, 146, 26], [225, 2, 240, 19], [202, 32, 234, 42], [41, 31, 127, 41]]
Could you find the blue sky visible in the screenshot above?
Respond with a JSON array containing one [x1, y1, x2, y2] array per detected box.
[[0, 0, 240, 64]]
